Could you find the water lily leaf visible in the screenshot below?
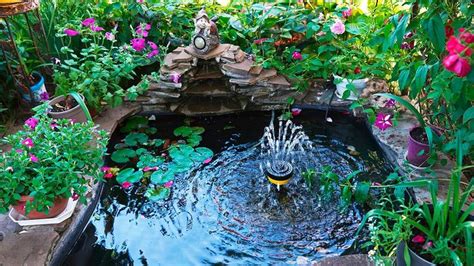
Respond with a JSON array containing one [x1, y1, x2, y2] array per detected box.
[[150, 170, 174, 185], [136, 148, 148, 156], [120, 116, 149, 133], [111, 148, 136, 163], [145, 187, 170, 201], [137, 154, 165, 168], [191, 147, 214, 162], [145, 127, 157, 134], [192, 127, 205, 135], [187, 134, 202, 147], [114, 143, 129, 150], [173, 126, 193, 137], [124, 133, 149, 146], [153, 138, 165, 147], [116, 168, 143, 183], [168, 162, 192, 173]]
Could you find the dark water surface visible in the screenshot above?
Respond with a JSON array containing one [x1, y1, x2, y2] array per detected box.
[[65, 110, 392, 265]]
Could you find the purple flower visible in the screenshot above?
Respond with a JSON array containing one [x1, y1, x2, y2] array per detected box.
[[64, 28, 79, 37], [148, 41, 158, 50], [40, 92, 49, 101], [25, 117, 39, 130], [29, 154, 38, 163], [131, 38, 146, 52], [90, 25, 104, 32], [147, 49, 159, 58], [330, 19, 345, 35], [105, 32, 115, 41], [374, 113, 393, 131], [22, 138, 34, 148], [170, 73, 181, 84], [292, 51, 302, 60], [81, 18, 95, 27], [384, 99, 396, 108]]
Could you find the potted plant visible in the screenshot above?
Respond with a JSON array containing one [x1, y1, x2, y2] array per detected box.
[[375, 93, 438, 167], [360, 137, 473, 265], [0, 103, 108, 219], [48, 92, 91, 123]]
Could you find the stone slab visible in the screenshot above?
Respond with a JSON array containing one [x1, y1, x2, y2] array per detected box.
[[221, 58, 254, 76], [184, 44, 231, 60]]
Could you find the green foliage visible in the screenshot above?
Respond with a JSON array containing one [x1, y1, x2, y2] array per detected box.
[[0, 104, 108, 214]]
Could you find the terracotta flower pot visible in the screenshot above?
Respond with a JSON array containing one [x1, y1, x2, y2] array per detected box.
[[13, 196, 69, 219], [48, 95, 88, 123], [396, 241, 435, 266]]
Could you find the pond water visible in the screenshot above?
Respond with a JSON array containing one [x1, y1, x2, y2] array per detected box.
[[65, 110, 392, 265]]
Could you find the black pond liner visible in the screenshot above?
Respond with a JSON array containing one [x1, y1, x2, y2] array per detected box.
[[63, 109, 395, 265]]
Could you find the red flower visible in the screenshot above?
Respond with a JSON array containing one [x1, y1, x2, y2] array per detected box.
[[291, 108, 302, 116], [412, 235, 425, 244], [342, 9, 352, 19], [445, 25, 454, 38], [72, 193, 79, 201], [104, 172, 114, 179], [292, 51, 303, 60], [443, 53, 472, 77], [459, 28, 474, 44], [122, 181, 132, 189], [446, 36, 472, 56], [253, 38, 268, 45], [354, 66, 361, 74]]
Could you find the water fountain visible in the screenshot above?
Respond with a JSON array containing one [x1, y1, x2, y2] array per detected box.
[[261, 114, 312, 189]]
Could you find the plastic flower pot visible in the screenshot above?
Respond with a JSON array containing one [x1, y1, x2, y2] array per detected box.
[[334, 74, 368, 101], [23, 72, 48, 102], [396, 241, 435, 266], [48, 94, 88, 123], [406, 126, 440, 167], [13, 196, 69, 219]]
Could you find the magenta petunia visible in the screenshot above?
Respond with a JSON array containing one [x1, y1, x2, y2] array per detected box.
[[148, 41, 158, 50], [100, 166, 111, 172], [122, 181, 132, 189], [64, 28, 79, 37], [342, 8, 352, 18], [135, 24, 150, 37], [25, 117, 39, 130], [374, 113, 393, 131], [292, 51, 303, 60], [104, 173, 114, 179], [147, 50, 159, 58], [143, 166, 158, 172], [131, 38, 146, 52], [22, 138, 34, 148], [29, 154, 39, 163], [90, 25, 104, 32], [384, 99, 396, 108], [81, 18, 95, 27]]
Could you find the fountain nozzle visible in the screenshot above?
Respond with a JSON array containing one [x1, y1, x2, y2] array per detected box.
[[264, 160, 294, 186]]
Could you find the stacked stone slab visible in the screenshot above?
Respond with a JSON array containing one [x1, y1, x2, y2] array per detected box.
[[142, 43, 295, 115]]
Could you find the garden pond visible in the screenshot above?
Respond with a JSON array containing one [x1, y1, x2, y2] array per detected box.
[[65, 109, 392, 265]]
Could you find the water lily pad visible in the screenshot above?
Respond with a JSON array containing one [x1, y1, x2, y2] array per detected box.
[[150, 170, 174, 185], [111, 148, 136, 163], [187, 134, 202, 147], [120, 116, 149, 133], [145, 127, 157, 134], [114, 143, 129, 150], [145, 187, 170, 201], [173, 126, 193, 137], [116, 168, 143, 183], [153, 138, 165, 147], [124, 133, 149, 146], [137, 154, 165, 168], [191, 147, 214, 162], [136, 148, 148, 155]]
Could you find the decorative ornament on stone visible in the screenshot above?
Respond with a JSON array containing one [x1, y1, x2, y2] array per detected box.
[[192, 8, 220, 55]]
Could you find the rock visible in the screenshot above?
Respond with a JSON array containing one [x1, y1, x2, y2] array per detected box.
[[184, 43, 231, 60]]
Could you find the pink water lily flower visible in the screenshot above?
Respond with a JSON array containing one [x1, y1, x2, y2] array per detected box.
[[374, 113, 393, 131], [163, 181, 174, 188], [143, 166, 158, 172], [122, 181, 132, 189], [25, 117, 39, 130], [170, 73, 181, 84], [131, 38, 146, 52], [292, 51, 303, 60], [29, 154, 38, 163], [81, 18, 95, 27], [64, 28, 79, 37], [105, 32, 115, 41], [22, 138, 34, 148], [291, 108, 302, 116], [330, 19, 345, 35], [203, 158, 212, 164]]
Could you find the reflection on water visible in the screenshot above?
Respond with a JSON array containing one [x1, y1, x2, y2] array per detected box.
[[65, 110, 392, 265]]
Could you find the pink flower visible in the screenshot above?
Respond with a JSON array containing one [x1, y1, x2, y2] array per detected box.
[[342, 8, 352, 18], [81, 18, 95, 27], [371, 182, 382, 187], [459, 28, 474, 44], [64, 28, 79, 37], [131, 38, 146, 52], [291, 108, 302, 116], [163, 181, 174, 188], [443, 53, 472, 77], [104, 173, 114, 179], [412, 235, 425, 244], [143, 166, 158, 172], [423, 241, 433, 250], [384, 99, 396, 108], [170, 73, 181, 84], [148, 41, 158, 50], [374, 113, 393, 131], [122, 181, 132, 189], [147, 49, 159, 58], [203, 158, 212, 164], [137, 0, 144, 3], [330, 19, 345, 35], [72, 193, 79, 201], [16, 149, 23, 154], [446, 36, 472, 56], [105, 32, 115, 41], [25, 117, 39, 130], [401, 42, 414, 50], [29, 154, 38, 163], [136, 24, 150, 37], [50, 122, 58, 130], [101, 166, 111, 172], [254, 38, 268, 45], [22, 138, 34, 148], [292, 51, 302, 60], [40, 92, 49, 101], [90, 25, 104, 32]]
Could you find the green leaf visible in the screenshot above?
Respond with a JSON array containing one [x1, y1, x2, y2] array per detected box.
[[398, 69, 410, 91], [425, 13, 445, 53], [191, 127, 205, 135], [111, 148, 136, 163], [124, 133, 149, 146], [145, 187, 170, 201], [410, 65, 429, 98], [120, 116, 149, 133], [173, 126, 193, 137], [354, 182, 370, 203], [150, 170, 174, 185], [345, 23, 361, 35], [116, 168, 143, 183], [191, 147, 214, 162], [463, 107, 474, 124]]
